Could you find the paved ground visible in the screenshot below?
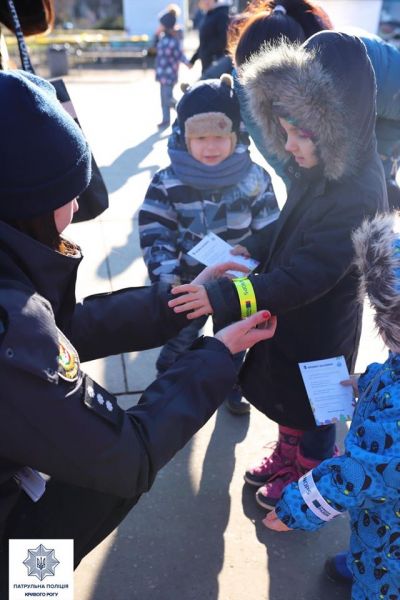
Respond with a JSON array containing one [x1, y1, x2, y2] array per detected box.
[[60, 51, 388, 600]]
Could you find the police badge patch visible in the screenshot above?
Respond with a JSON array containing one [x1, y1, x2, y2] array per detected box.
[[57, 330, 79, 381]]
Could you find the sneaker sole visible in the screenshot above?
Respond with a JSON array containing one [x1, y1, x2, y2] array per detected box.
[[225, 403, 251, 416], [243, 474, 268, 487], [255, 492, 277, 511]]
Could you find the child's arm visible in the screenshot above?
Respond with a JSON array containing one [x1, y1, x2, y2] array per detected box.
[[138, 173, 181, 285], [169, 188, 380, 325], [173, 36, 190, 67], [266, 364, 400, 533], [263, 372, 361, 533]]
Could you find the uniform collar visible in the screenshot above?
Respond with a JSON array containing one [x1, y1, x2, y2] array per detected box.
[[0, 221, 82, 327]]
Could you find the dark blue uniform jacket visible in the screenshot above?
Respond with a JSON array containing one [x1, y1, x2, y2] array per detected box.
[[0, 221, 236, 539]]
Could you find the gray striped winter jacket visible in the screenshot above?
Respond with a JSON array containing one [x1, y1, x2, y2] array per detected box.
[[139, 161, 279, 284]]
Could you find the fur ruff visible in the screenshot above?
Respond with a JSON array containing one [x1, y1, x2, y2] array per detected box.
[[240, 43, 363, 181], [352, 213, 400, 352]]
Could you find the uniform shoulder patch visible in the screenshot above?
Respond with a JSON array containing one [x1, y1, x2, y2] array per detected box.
[[57, 329, 79, 382], [83, 374, 123, 431]]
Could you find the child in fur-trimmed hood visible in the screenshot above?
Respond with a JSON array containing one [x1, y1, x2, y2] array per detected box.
[[168, 32, 389, 513], [265, 212, 400, 599]]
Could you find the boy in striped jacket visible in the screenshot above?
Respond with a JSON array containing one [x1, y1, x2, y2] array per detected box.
[[139, 74, 279, 414]]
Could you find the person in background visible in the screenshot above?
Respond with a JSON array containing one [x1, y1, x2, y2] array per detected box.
[[155, 4, 190, 129], [168, 32, 388, 511], [192, 5, 205, 30], [190, 0, 231, 77], [139, 74, 280, 415], [0, 69, 277, 595], [228, 0, 400, 208], [265, 212, 400, 600]]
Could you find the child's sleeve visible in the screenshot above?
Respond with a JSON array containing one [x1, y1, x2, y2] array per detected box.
[[205, 187, 377, 324], [235, 167, 280, 263], [174, 38, 190, 66], [250, 167, 280, 231], [275, 367, 400, 531], [138, 173, 181, 285]]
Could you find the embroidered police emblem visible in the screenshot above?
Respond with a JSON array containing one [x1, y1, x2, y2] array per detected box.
[[23, 544, 60, 581], [57, 330, 79, 381]]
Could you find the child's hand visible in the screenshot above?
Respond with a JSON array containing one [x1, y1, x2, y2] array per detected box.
[[262, 509, 292, 532], [231, 244, 251, 258], [215, 311, 277, 354], [169, 284, 212, 318], [340, 374, 360, 398], [191, 262, 250, 285]]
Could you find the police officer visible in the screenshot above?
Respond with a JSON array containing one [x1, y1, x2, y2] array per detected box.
[[0, 69, 276, 593]]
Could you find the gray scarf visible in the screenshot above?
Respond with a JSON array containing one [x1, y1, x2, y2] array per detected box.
[[168, 144, 252, 190]]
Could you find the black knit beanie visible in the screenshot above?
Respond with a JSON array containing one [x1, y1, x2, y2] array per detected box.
[[159, 9, 176, 30], [0, 70, 91, 220], [177, 74, 241, 150]]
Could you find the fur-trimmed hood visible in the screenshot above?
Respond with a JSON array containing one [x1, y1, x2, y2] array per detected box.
[[352, 213, 400, 353], [240, 31, 377, 181]]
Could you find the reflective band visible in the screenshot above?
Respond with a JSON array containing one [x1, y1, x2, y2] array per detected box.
[[233, 277, 257, 319], [298, 470, 342, 522]]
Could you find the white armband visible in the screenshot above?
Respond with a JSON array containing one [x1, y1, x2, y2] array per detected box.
[[298, 470, 342, 522]]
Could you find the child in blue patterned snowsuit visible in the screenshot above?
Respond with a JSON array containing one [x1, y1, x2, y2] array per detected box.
[[265, 213, 400, 599]]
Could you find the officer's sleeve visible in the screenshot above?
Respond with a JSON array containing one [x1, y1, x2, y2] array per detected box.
[[69, 282, 189, 362], [0, 288, 236, 498]]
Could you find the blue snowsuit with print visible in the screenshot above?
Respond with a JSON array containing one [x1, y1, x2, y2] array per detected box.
[[277, 354, 400, 599]]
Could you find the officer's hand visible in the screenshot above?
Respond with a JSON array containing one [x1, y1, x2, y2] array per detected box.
[[215, 310, 277, 354]]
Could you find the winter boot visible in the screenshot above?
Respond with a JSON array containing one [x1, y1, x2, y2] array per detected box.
[[325, 552, 353, 584], [255, 444, 338, 510], [244, 425, 303, 487], [255, 447, 322, 510], [225, 384, 251, 415]]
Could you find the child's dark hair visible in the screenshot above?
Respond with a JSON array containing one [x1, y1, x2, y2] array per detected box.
[[229, 0, 333, 66]]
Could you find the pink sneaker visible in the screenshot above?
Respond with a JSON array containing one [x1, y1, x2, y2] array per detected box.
[[244, 426, 303, 487], [255, 445, 340, 510], [255, 464, 299, 510]]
